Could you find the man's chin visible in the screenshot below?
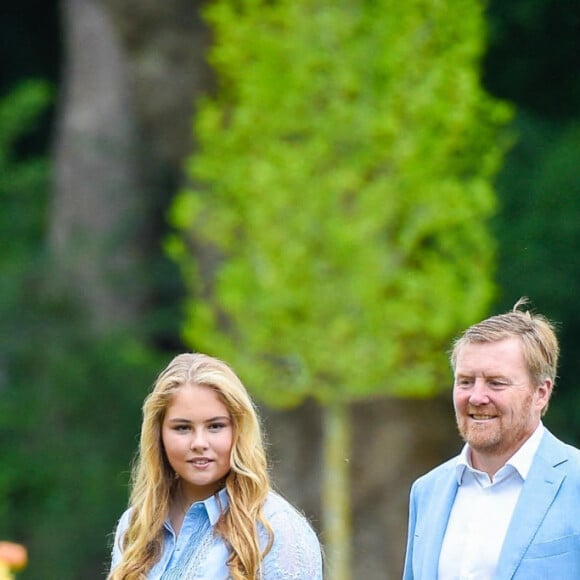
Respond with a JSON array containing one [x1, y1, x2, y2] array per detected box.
[[459, 425, 500, 451]]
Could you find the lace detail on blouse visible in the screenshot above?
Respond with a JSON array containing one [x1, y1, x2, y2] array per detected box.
[[160, 514, 214, 579], [260, 492, 323, 579]]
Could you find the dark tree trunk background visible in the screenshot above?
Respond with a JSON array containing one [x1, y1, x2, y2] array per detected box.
[[50, 0, 147, 332], [265, 396, 458, 578], [49, 0, 214, 334]]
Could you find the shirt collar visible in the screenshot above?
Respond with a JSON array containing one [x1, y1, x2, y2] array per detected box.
[[203, 487, 229, 525], [455, 422, 545, 484], [164, 487, 229, 530], [507, 421, 544, 478]]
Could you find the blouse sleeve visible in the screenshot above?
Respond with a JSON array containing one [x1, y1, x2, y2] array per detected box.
[[261, 495, 324, 580]]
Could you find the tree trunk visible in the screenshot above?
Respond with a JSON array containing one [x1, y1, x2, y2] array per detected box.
[[49, 0, 212, 335], [50, 0, 148, 333], [322, 400, 352, 579], [264, 395, 458, 579]]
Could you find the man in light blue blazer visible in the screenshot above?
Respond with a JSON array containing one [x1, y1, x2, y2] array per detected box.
[[403, 298, 580, 579]]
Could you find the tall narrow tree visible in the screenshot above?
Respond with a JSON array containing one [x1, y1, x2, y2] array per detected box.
[[169, 1, 511, 577]]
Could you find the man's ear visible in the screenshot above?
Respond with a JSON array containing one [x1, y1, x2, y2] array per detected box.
[[536, 378, 553, 412]]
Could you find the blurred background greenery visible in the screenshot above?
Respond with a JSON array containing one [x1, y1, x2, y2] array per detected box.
[[1, 1, 579, 578]]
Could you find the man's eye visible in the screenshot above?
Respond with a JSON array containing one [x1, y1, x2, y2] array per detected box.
[[489, 381, 506, 388]]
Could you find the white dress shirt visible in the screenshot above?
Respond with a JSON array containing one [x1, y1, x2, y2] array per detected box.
[[438, 423, 545, 580]]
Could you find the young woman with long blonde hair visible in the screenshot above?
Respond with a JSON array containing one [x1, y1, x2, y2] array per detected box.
[[108, 353, 322, 579]]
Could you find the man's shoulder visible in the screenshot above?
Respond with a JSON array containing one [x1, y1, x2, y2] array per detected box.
[[560, 438, 580, 464], [533, 429, 580, 493], [412, 454, 459, 490], [539, 428, 580, 465]]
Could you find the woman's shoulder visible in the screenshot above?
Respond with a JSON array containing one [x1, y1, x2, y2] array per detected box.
[[263, 491, 309, 519], [116, 507, 134, 529], [109, 507, 134, 569], [263, 491, 319, 538], [261, 491, 323, 578], [112, 507, 134, 544]]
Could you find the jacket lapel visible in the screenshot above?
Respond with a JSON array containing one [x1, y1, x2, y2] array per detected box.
[[420, 467, 459, 578], [496, 430, 568, 579]]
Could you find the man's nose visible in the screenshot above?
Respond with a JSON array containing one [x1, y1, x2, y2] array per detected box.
[[468, 379, 491, 405]]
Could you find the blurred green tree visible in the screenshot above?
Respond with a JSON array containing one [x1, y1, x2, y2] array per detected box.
[[482, 0, 580, 450], [0, 81, 165, 579], [492, 114, 580, 444], [483, 0, 580, 119], [0, 79, 51, 549], [169, 1, 512, 576], [0, 80, 51, 274]]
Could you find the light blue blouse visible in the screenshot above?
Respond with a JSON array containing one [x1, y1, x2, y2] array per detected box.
[[110, 489, 323, 579]]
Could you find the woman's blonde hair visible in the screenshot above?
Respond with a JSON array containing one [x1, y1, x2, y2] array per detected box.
[[108, 353, 273, 579]]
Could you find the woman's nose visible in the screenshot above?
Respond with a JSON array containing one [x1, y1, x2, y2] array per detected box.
[[190, 430, 209, 450]]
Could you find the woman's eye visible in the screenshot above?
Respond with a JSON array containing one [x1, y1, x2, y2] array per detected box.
[[208, 423, 226, 431], [174, 424, 190, 432]]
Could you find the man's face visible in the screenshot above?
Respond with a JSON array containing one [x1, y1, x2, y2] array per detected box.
[[453, 337, 551, 471]]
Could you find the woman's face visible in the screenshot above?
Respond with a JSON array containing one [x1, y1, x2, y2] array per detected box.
[[162, 384, 233, 503]]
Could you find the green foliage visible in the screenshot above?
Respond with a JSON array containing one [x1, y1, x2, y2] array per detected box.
[[1, 316, 165, 579], [493, 116, 580, 313], [0, 80, 51, 268], [0, 80, 51, 572], [0, 82, 166, 579], [169, 0, 512, 407], [0, 80, 52, 382], [484, 0, 580, 118], [492, 113, 580, 445]]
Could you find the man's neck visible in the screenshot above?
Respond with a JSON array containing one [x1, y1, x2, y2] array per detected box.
[[468, 450, 509, 480], [468, 422, 543, 479]]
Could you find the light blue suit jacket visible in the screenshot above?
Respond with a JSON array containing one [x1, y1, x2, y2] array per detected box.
[[403, 429, 580, 579]]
